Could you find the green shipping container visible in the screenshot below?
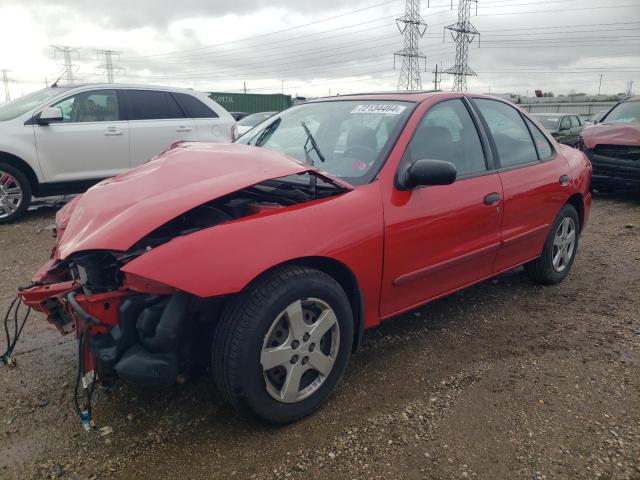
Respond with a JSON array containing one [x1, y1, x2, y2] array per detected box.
[[208, 92, 292, 114]]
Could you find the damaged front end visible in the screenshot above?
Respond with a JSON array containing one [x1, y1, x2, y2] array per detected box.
[[9, 157, 350, 428]]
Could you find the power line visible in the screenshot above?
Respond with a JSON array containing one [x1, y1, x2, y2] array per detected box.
[[123, 0, 404, 61], [444, 0, 480, 91], [51, 45, 80, 84], [96, 50, 123, 83]]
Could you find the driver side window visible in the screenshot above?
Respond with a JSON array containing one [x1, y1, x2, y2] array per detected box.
[[405, 99, 487, 177], [52, 90, 120, 123]]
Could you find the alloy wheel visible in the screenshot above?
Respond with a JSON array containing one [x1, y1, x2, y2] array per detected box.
[[552, 217, 576, 272], [0, 171, 23, 220], [261, 298, 340, 404]]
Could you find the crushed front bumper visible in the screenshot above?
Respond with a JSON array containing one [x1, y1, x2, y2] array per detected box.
[[584, 147, 640, 189]]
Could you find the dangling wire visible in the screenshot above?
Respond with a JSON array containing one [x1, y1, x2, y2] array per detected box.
[[73, 324, 96, 430], [1, 295, 32, 366]]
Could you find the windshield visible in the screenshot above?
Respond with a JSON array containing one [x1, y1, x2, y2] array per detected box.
[[0, 88, 69, 122], [237, 112, 276, 127], [602, 100, 640, 124], [236, 100, 414, 185], [533, 115, 560, 130]]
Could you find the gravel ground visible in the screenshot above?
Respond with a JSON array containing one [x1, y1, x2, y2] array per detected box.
[[0, 193, 639, 480]]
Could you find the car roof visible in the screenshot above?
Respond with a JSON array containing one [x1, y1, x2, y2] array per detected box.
[[532, 113, 568, 117], [307, 91, 463, 104], [622, 95, 640, 102], [50, 83, 204, 94]]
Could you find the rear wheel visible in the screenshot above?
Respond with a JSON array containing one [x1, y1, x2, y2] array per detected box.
[[0, 162, 31, 224], [525, 204, 580, 285], [212, 266, 354, 424]]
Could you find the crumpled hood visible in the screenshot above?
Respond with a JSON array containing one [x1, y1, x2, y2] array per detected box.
[[581, 123, 640, 149], [56, 142, 317, 259]]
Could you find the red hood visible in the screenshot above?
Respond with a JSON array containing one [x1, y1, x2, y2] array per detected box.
[[581, 123, 640, 149], [56, 142, 325, 259]]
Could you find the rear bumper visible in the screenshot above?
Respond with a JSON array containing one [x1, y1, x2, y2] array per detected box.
[[584, 149, 640, 188]]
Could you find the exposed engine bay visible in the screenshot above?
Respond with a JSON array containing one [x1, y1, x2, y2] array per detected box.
[[4, 172, 347, 429]]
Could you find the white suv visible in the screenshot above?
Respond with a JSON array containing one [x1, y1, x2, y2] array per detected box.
[[0, 83, 234, 223]]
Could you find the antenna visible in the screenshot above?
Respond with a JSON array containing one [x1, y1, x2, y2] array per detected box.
[[394, 0, 428, 91], [51, 45, 81, 84], [443, 0, 480, 92]]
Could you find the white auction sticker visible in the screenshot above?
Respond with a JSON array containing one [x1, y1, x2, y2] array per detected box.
[[351, 104, 406, 115]]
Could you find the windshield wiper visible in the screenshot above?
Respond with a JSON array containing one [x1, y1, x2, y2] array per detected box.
[[301, 122, 325, 165], [300, 122, 326, 197], [252, 118, 281, 146]]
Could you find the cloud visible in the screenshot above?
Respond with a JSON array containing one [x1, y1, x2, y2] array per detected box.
[[1, 0, 639, 98]]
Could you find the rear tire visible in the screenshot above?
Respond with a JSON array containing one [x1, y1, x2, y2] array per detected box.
[[0, 162, 32, 224], [212, 266, 354, 424], [526, 204, 580, 285]]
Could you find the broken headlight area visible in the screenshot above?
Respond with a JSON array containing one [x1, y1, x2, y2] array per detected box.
[[16, 277, 222, 429]]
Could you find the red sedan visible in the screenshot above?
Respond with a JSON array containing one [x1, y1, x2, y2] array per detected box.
[[12, 92, 592, 426]]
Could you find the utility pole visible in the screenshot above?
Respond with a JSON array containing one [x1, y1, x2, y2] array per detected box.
[[243, 81, 247, 94], [1, 70, 10, 102], [394, 0, 427, 91], [597, 74, 602, 96], [432, 63, 442, 91], [52, 45, 80, 84], [625, 80, 634, 96], [444, 0, 480, 92], [96, 50, 123, 83]]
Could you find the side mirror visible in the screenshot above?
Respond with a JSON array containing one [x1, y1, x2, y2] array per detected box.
[[37, 107, 63, 125], [398, 159, 457, 190]]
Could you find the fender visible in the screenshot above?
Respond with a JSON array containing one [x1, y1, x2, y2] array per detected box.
[[122, 182, 385, 328]]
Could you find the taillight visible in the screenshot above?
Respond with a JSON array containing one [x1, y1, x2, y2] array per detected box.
[[231, 125, 238, 142]]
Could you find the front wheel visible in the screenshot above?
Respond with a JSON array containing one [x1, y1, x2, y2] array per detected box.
[[212, 266, 354, 424], [0, 162, 32, 224], [525, 204, 580, 285]]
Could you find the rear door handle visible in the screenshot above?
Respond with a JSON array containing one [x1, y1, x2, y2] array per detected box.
[[104, 126, 123, 136], [559, 175, 570, 186], [176, 126, 192, 132], [484, 192, 501, 205]]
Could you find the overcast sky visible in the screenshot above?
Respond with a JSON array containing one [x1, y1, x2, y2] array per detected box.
[[1, 0, 639, 100]]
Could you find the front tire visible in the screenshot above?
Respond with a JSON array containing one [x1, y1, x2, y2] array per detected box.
[[0, 162, 32, 224], [212, 266, 354, 424], [526, 204, 580, 285]]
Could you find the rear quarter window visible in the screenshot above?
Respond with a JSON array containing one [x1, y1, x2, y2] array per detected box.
[[173, 93, 218, 119]]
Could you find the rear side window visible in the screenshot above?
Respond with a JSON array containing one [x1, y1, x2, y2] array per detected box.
[[173, 93, 218, 118], [570, 116, 580, 128], [560, 116, 571, 130], [474, 99, 538, 168], [524, 117, 554, 160], [406, 99, 486, 176], [126, 90, 185, 120]]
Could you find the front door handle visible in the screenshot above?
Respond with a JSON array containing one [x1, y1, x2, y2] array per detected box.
[[176, 126, 192, 132], [559, 175, 570, 186], [104, 126, 123, 136], [484, 192, 501, 205]]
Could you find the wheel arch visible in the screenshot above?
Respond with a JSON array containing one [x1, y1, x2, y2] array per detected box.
[[566, 193, 584, 232], [0, 151, 39, 194], [247, 256, 366, 353]]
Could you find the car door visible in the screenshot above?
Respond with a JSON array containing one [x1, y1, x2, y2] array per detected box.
[[172, 92, 231, 143], [470, 98, 570, 272], [556, 115, 573, 145], [380, 98, 503, 318], [33, 89, 130, 182], [123, 89, 197, 166], [568, 115, 583, 146]]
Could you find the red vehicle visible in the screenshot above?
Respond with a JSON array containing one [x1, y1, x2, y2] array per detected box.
[[579, 95, 640, 191], [10, 92, 592, 426]]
